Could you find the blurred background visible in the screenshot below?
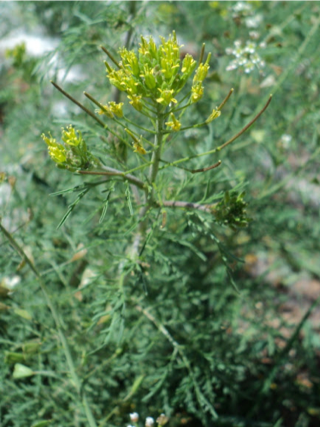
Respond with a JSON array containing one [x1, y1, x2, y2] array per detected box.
[[1, 2, 320, 427]]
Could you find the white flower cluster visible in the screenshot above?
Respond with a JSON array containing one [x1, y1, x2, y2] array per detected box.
[[231, 2, 263, 29], [226, 40, 265, 74], [128, 413, 168, 427], [231, 1, 251, 16]]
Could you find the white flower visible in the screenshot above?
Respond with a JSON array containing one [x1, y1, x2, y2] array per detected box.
[[245, 14, 263, 28], [244, 41, 256, 54], [280, 134, 292, 148], [251, 52, 262, 65], [226, 62, 238, 71], [249, 31, 260, 40], [226, 38, 266, 74], [238, 57, 248, 66], [244, 61, 255, 73], [145, 417, 154, 427], [130, 413, 139, 423], [232, 1, 252, 15]]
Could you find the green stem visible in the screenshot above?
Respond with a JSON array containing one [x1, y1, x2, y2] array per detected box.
[[159, 95, 272, 172], [149, 105, 164, 184], [123, 116, 156, 135], [0, 223, 97, 427]]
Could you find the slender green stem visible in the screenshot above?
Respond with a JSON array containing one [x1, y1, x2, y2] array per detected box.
[[159, 95, 272, 172], [149, 104, 164, 184], [162, 121, 206, 135], [100, 45, 121, 68], [77, 167, 147, 191], [0, 223, 97, 427], [125, 161, 153, 175], [123, 116, 156, 135], [217, 88, 234, 111]]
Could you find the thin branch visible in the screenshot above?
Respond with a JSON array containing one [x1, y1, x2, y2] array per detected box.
[[217, 88, 234, 111], [77, 167, 146, 190], [100, 46, 121, 68], [218, 94, 272, 151], [199, 43, 205, 64], [163, 88, 234, 136], [191, 160, 222, 174], [159, 94, 272, 172], [83, 91, 109, 113], [162, 200, 215, 213], [51, 81, 106, 128]]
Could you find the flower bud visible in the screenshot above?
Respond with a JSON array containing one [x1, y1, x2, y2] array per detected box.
[[156, 414, 169, 426], [165, 113, 181, 131], [145, 417, 154, 427], [156, 89, 177, 106], [205, 108, 221, 123], [130, 413, 139, 423]]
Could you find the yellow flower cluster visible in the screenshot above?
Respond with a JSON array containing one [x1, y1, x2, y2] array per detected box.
[[61, 125, 83, 146], [206, 108, 221, 123], [97, 102, 124, 118], [191, 53, 211, 103], [125, 128, 147, 155], [42, 126, 96, 170], [42, 133, 67, 164], [165, 113, 181, 131], [105, 32, 207, 110]]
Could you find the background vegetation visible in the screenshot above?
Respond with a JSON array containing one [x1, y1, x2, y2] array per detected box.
[[1, 2, 320, 427]]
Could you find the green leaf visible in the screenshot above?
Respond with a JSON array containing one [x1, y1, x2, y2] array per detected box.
[[14, 308, 32, 320], [13, 363, 34, 379], [31, 421, 53, 427]]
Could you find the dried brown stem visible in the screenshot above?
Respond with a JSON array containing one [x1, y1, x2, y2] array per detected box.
[[100, 46, 121, 69], [50, 81, 106, 128], [199, 43, 205, 64], [217, 88, 234, 111], [218, 94, 272, 151], [77, 167, 146, 190], [191, 160, 222, 174], [83, 91, 106, 111]]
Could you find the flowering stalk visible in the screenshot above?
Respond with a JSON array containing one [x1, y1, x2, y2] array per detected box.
[[45, 33, 271, 274]]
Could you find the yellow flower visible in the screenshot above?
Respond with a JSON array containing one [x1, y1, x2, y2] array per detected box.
[[156, 89, 177, 106], [193, 53, 211, 84], [61, 125, 83, 146], [107, 68, 128, 92], [140, 65, 156, 89], [191, 83, 204, 103], [181, 54, 196, 77], [205, 108, 221, 123], [133, 142, 147, 155], [125, 128, 147, 154], [139, 36, 158, 59], [165, 113, 181, 131], [108, 102, 124, 118], [42, 133, 66, 164], [119, 47, 140, 76], [128, 94, 143, 111], [48, 145, 67, 163], [97, 105, 114, 118]]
